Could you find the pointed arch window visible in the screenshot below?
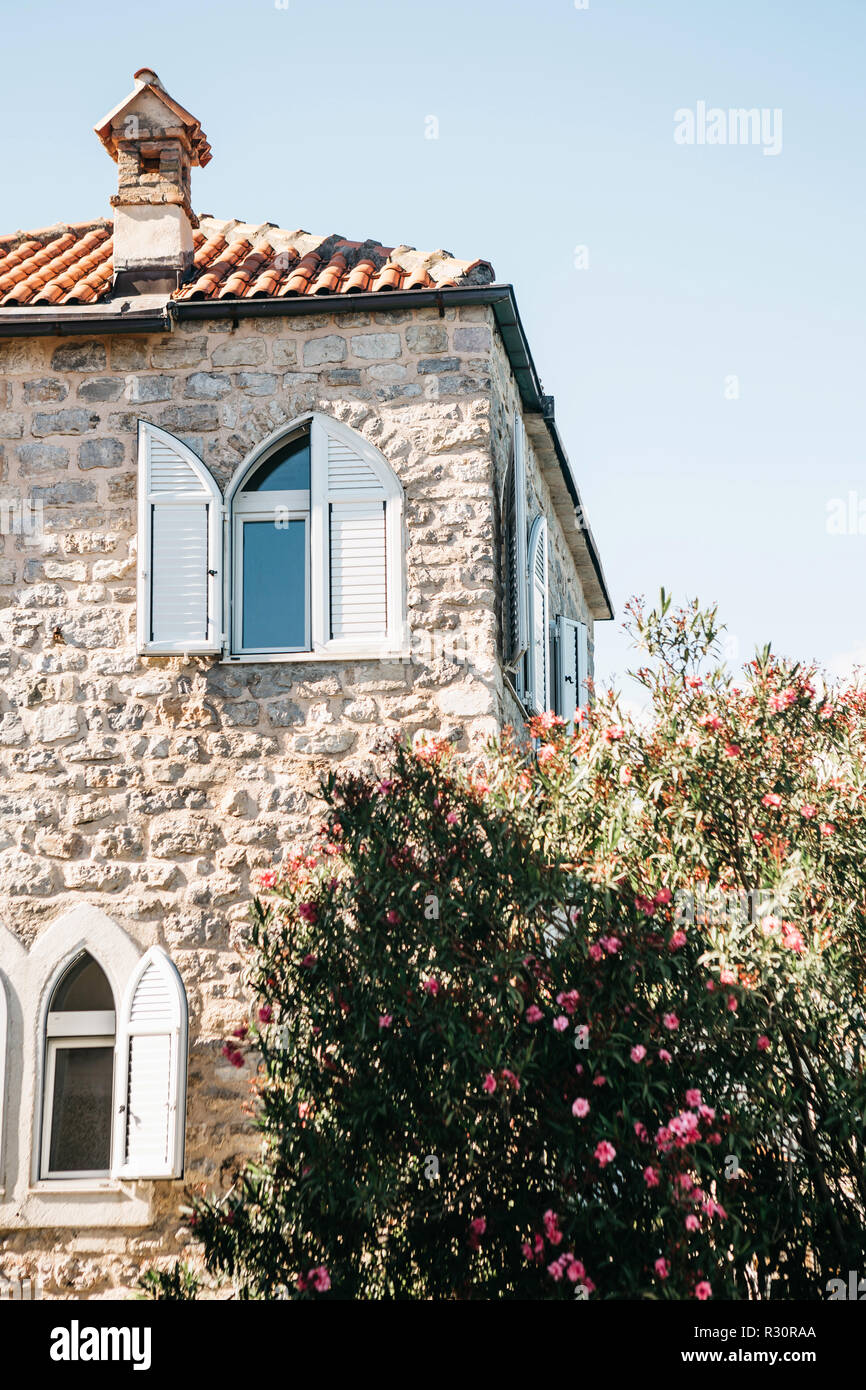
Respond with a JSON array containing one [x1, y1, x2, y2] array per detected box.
[[40, 953, 116, 1180]]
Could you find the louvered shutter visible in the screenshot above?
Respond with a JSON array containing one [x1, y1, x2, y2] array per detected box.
[[137, 422, 224, 654], [557, 616, 579, 722], [506, 414, 529, 666], [527, 517, 549, 713], [0, 973, 6, 1183], [320, 424, 390, 645], [576, 620, 590, 713], [113, 948, 188, 1180]]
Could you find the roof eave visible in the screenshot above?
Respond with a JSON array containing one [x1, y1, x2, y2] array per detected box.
[[0, 281, 612, 620]]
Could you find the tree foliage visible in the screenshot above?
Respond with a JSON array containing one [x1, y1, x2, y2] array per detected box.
[[145, 595, 866, 1300]]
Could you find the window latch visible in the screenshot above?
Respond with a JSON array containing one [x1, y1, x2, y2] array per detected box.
[[208, 569, 218, 576]]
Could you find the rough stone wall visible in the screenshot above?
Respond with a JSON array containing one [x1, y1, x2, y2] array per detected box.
[[0, 301, 593, 1297]]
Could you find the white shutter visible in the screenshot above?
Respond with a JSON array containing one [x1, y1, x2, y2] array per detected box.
[[557, 616, 579, 723], [330, 502, 387, 640], [527, 517, 549, 713], [317, 424, 392, 648], [506, 413, 529, 666], [576, 620, 589, 712], [0, 973, 6, 1184], [113, 948, 188, 1180], [137, 422, 224, 654]]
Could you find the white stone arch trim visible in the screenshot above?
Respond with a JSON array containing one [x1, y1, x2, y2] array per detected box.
[[29, 905, 143, 1187]]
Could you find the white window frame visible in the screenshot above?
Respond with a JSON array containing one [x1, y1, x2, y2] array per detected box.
[[39, 958, 116, 1182], [224, 412, 407, 662], [232, 496, 311, 656]]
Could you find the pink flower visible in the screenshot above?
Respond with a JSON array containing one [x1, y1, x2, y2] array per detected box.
[[727, 994, 738, 1012], [543, 1209, 563, 1245], [547, 1257, 566, 1281], [757, 1034, 771, 1051], [588, 943, 604, 962], [698, 1104, 716, 1121], [446, 811, 459, 824], [378, 1014, 393, 1029], [781, 923, 806, 954], [257, 1006, 272, 1023], [635, 896, 656, 916], [501, 1068, 521, 1091], [643, 1166, 659, 1187], [699, 714, 722, 731], [663, 1013, 679, 1031], [592, 1074, 607, 1086], [720, 968, 736, 985], [572, 1097, 590, 1118], [820, 822, 836, 836], [658, 1049, 672, 1064], [310, 1265, 330, 1292], [301, 953, 318, 968], [685, 1089, 702, 1108], [634, 1121, 649, 1142], [556, 989, 580, 1014], [221, 1044, 244, 1068], [654, 1258, 670, 1279], [687, 677, 703, 689], [694, 1280, 712, 1300], [800, 804, 817, 819], [600, 935, 621, 954], [630, 1044, 647, 1063], [378, 779, 395, 794], [422, 977, 440, 995], [654, 887, 673, 905], [723, 743, 741, 758], [525, 1004, 543, 1023], [553, 1015, 569, 1032], [298, 901, 318, 923], [482, 1072, 496, 1094], [685, 1214, 700, 1232], [604, 726, 625, 742], [258, 870, 277, 889], [595, 1140, 616, 1167], [386, 909, 400, 925], [536, 745, 556, 765], [761, 793, 782, 810], [670, 930, 687, 949], [468, 1216, 486, 1250]]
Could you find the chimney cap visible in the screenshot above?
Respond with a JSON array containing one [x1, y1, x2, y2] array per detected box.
[[133, 67, 164, 88], [94, 69, 212, 166]]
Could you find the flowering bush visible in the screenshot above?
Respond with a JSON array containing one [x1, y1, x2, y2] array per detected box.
[[148, 595, 866, 1299]]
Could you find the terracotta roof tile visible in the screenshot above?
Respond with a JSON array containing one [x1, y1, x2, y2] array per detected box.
[[0, 215, 495, 309]]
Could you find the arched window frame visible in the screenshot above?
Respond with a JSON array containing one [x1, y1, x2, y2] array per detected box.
[[526, 515, 550, 714], [39, 952, 116, 1181], [226, 412, 408, 661]]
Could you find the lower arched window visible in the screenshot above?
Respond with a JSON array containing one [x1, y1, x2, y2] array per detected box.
[[41, 952, 116, 1179], [37, 944, 188, 1182]]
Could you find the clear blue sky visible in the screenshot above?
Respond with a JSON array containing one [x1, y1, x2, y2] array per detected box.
[[2, 0, 864, 697]]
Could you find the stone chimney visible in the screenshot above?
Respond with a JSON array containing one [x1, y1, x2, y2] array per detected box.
[[95, 68, 212, 295]]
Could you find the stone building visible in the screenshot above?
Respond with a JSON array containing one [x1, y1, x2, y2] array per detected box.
[[0, 69, 611, 1297]]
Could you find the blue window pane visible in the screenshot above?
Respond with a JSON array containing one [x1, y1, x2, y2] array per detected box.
[[244, 434, 310, 492], [242, 520, 306, 649]]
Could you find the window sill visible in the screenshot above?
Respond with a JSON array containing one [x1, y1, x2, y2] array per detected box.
[[29, 1178, 126, 1195], [222, 649, 410, 665]]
